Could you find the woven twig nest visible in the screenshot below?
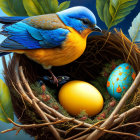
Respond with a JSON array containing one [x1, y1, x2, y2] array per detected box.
[[2, 30, 140, 140]]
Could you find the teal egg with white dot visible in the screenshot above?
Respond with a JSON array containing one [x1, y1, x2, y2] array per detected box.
[[107, 63, 136, 100]]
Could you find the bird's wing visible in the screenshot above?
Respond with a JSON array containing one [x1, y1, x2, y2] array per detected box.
[[23, 14, 66, 30], [0, 16, 28, 24], [0, 14, 69, 50]]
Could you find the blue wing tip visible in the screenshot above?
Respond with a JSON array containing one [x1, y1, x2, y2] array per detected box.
[[0, 52, 11, 57]]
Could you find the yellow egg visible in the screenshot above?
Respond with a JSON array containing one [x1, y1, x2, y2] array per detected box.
[[58, 80, 104, 116]]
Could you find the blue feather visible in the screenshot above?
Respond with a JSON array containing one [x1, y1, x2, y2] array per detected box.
[[1, 38, 26, 50], [39, 28, 69, 47], [4, 22, 41, 49], [57, 6, 97, 32], [1, 21, 69, 50], [0, 17, 28, 24], [9, 34, 41, 49], [0, 52, 11, 56]]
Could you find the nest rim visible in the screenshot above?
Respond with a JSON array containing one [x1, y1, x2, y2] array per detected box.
[[2, 29, 140, 140]]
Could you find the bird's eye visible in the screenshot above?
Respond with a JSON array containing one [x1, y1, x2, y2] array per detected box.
[[82, 19, 89, 25]]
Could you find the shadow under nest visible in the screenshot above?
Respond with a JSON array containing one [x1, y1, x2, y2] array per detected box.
[[3, 30, 140, 140]]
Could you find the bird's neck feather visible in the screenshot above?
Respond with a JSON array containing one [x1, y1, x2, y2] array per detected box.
[[80, 28, 93, 38], [65, 25, 92, 39], [57, 14, 86, 33]]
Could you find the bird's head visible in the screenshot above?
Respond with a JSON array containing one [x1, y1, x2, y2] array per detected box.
[[57, 6, 101, 38]]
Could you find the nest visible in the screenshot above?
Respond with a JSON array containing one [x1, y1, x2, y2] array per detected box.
[[2, 29, 140, 140]]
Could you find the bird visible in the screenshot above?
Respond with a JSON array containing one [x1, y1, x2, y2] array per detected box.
[[0, 6, 101, 85]]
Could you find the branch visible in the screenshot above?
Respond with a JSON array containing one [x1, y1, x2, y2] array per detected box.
[[14, 58, 61, 139], [75, 134, 89, 140], [14, 60, 32, 104], [32, 99, 61, 140], [65, 122, 84, 135], [7, 118, 73, 129], [2, 56, 8, 74], [111, 121, 140, 131], [1, 118, 67, 135], [66, 121, 105, 140], [66, 122, 140, 140], [112, 105, 140, 126], [1, 127, 19, 134]]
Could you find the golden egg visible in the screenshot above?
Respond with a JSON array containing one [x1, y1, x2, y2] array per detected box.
[[58, 80, 104, 116]]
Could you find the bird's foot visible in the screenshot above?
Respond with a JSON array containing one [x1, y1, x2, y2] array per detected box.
[[48, 69, 58, 87], [52, 75, 59, 87]]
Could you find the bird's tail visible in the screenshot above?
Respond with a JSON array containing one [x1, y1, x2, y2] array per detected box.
[[0, 16, 28, 30], [0, 17, 27, 56], [0, 52, 11, 57], [0, 16, 28, 24]]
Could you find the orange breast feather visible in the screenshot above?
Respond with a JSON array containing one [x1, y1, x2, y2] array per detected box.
[[12, 27, 92, 69]]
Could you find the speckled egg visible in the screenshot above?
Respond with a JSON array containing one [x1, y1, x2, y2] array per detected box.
[[107, 63, 136, 100]]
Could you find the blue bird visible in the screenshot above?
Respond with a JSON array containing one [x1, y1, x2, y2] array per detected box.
[[0, 6, 101, 85]]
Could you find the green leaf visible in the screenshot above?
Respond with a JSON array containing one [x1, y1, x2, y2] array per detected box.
[[41, 0, 70, 13], [119, 0, 138, 9], [128, 12, 140, 42], [0, 0, 70, 16], [96, 0, 108, 21], [111, 17, 124, 27], [58, 1, 70, 11], [103, 0, 112, 28], [108, 0, 138, 29], [0, 79, 14, 123], [0, 0, 28, 16], [23, 0, 44, 16], [39, 0, 51, 14], [96, 0, 138, 30], [48, 0, 59, 13]]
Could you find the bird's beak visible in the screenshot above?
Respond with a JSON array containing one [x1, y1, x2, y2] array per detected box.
[[92, 25, 102, 32]]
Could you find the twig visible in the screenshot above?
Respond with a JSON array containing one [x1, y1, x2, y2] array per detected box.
[[7, 118, 73, 129], [66, 124, 140, 140], [86, 71, 140, 140], [15, 65, 57, 120], [1, 127, 18, 134], [19, 66, 37, 100], [75, 134, 89, 140], [111, 121, 140, 131], [19, 66, 54, 115], [12, 78, 56, 124], [16, 128, 22, 135], [66, 122, 84, 135], [112, 105, 140, 126], [66, 121, 104, 140], [44, 112, 57, 121], [2, 56, 8, 74], [14, 61, 32, 104], [1, 126, 22, 135], [14, 58, 61, 139], [73, 120, 105, 132], [98, 129, 140, 140], [32, 99, 61, 140], [1, 118, 66, 135], [96, 32, 111, 54]]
